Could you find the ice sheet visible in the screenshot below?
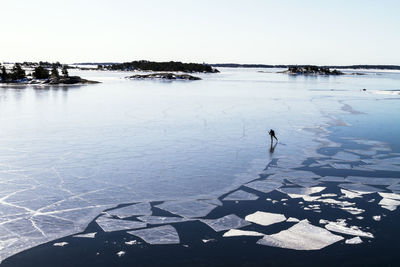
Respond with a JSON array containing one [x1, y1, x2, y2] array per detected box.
[[95, 216, 146, 232], [106, 203, 151, 219], [338, 183, 381, 194], [378, 198, 400, 211], [127, 225, 180, 244], [244, 180, 282, 193], [155, 200, 216, 218], [223, 190, 259, 201], [201, 214, 250, 232], [137, 216, 191, 225], [345, 236, 363, 244], [257, 220, 344, 250], [345, 177, 399, 186], [245, 211, 286, 226]]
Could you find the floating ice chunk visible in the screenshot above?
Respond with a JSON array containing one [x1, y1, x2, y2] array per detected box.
[[202, 239, 216, 243], [339, 183, 380, 194], [116, 251, 125, 257], [341, 189, 362, 199], [315, 198, 354, 207], [320, 176, 346, 182], [223, 229, 264, 237], [287, 217, 300, 223], [325, 222, 373, 238], [378, 192, 400, 200], [245, 211, 286, 226], [319, 219, 329, 225], [96, 216, 146, 232], [53, 242, 68, 247], [279, 186, 325, 199], [223, 190, 259, 201], [127, 225, 179, 244], [356, 216, 364, 220], [201, 214, 250, 232], [137, 216, 190, 225], [107, 203, 151, 219], [125, 240, 138, 245], [257, 220, 343, 250], [321, 193, 337, 198], [372, 216, 381, 221], [340, 207, 365, 215], [155, 200, 216, 218], [244, 180, 282, 193], [332, 152, 360, 161], [346, 177, 399, 186], [378, 198, 400, 211], [345, 236, 363, 244], [73, 232, 96, 238]]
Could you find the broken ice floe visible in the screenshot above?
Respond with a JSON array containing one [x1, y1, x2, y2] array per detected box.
[[116, 251, 125, 257], [345, 236, 363, 244], [95, 216, 146, 232], [286, 217, 300, 223], [378, 198, 400, 211], [155, 200, 216, 218], [244, 180, 282, 193], [73, 232, 96, 238], [257, 220, 343, 250], [340, 207, 365, 215], [378, 192, 400, 200], [324, 222, 374, 238], [245, 211, 286, 226], [106, 202, 151, 219], [340, 189, 363, 199], [223, 190, 259, 201], [278, 186, 325, 201], [345, 177, 399, 186], [201, 214, 250, 232], [338, 183, 381, 194], [53, 242, 68, 247], [223, 229, 264, 237], [372, 215, 381, 221], [137, 216, 191, 225], [127, 225, 180, 244], [125, 240, 138, 245]]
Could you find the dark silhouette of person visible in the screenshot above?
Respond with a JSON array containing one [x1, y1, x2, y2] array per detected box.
[[268, 129, 278, 144]]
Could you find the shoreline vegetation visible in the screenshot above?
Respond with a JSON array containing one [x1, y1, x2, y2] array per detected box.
[[126, 73, 201, 80], [210, 63, 400, 70], [280, 66, 344, 75], [0, 62, 99, 85]]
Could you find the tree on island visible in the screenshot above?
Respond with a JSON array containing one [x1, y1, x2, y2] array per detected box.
[[62, 65, 69, 77], [51, 65, 60, 79], [0, 66, 9, 81], [33, 65, 50, 79], [10, 63, 26, 80]]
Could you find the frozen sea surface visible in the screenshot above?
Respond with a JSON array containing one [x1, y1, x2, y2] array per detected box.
[[0, 68, 400, 264]]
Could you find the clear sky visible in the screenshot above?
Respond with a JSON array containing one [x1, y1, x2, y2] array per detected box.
[[1, 0, 399, 65]]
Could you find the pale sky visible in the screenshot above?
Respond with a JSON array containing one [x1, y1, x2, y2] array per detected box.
[[1, 0, 399, 65]]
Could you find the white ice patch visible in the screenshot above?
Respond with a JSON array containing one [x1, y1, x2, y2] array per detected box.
[[340, 207, 365, 215], [125, 240, 138, 245], [245, 211, 286, 226], [378, 192, 400, 201], [201, 214, 250, 232], [279, 186, 325, 200], [378, 198, 400, 211], [340, 189, 362, 199], [155, 200, 216, 218], [96, 216, 146, 232], [127, 225, 180, 244], [223, 190, 259, 201], [372, 215, 381, 221], [315, 198, 355, 207], [223, 229, 264, 237], [116, 251, 125, 257], [339, 183, 381, 194], [286, 217, 300, 223], [325, 222, 373, 238], [257, 220, 343, 250], [106, 203, 151, 219], [137, 216, 191, 225], [345, 236, 363, 244], [73, 232, 96, 238], [53, 242, 68, 247]]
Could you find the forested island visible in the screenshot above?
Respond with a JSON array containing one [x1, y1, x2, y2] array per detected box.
[[282, 66, 343, 75], [126, 73, 201, 80], [0, 62, 99, 85], [85, 61, 219, 73]]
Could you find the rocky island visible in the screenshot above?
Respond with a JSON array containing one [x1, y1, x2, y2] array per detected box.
[[283, 65, 343, 75], [126, 72, 201, 80], [0, 63, 100, 85]]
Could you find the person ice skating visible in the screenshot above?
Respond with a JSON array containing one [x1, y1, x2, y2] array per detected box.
[[268, 129, 278, 143]]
